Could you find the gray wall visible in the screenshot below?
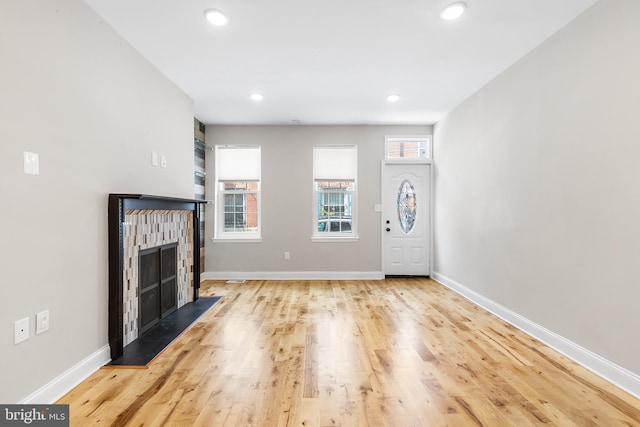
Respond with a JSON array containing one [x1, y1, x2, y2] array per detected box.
[[433, 0, 640, 375], [204, 125, 431, 275], [0, 0, 194, 402]]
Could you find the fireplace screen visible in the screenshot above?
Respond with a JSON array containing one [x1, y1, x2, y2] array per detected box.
[[139, 243, 178, 334]]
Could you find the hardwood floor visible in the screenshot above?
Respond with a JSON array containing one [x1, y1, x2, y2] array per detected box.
[[58, 278, 640, 426]]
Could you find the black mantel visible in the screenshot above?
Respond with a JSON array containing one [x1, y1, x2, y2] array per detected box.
[[108, 194, 209, 361]]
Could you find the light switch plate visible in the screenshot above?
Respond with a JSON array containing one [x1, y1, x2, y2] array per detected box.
[[23, 152, 39, 175], [151, 152, 159, 167], [36, 310, 50, 335]]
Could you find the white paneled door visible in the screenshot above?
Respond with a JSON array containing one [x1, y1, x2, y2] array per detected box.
[[382, 163, 431, 276]]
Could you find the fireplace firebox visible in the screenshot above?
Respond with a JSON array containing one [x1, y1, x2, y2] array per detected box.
[[139, 243, 178, 334]]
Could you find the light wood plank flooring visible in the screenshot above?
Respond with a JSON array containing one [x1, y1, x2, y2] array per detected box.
[[59, 278, 640, 426]]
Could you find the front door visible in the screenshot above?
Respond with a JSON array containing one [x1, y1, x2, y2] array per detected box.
[[382, 163, 431, 276]]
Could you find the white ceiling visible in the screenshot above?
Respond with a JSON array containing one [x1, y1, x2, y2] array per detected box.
[[83, 0, 598, 125]]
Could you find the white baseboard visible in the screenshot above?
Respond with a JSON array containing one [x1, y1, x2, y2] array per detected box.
[[432, 272, 640, 400], [201, 271, 384, 281], [19, 345, 111, 404]]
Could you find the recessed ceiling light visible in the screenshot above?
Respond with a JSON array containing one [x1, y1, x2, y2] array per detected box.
[[386, 94, 400, 103], [204, 9, 228, 26], [250, 93, 264, 101], [440, 2, 467, 20]]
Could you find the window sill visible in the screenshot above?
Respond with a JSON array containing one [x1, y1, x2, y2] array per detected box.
[[213, 237, 262, 243], [311, 236, 360, 243]]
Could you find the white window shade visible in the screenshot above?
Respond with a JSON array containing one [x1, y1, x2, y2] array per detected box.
[[313, 146, 357, 181], [216, 146, 261, 181]]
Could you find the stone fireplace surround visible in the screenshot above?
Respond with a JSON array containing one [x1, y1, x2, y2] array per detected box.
[[108, 194, 207, 361], [123, 211, 191, 345]]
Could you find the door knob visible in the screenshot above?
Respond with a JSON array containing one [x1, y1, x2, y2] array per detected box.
[[386, 228, 390, 232]]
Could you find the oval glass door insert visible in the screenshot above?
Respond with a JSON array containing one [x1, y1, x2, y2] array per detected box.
[[397, 179, 417, 234]]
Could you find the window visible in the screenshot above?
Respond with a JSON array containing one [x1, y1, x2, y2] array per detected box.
[[385, 136, 432, 160], [313, 146, 357, 239], [214, 145, 261, 240]]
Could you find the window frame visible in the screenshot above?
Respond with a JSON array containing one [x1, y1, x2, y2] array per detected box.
[[214, 145, 262, 242], [311, 145, 358, 242]]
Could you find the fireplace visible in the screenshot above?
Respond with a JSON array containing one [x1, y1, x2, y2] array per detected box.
[[108, 194, 208, 360]]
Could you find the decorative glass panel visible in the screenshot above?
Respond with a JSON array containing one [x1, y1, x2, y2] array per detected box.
[[397, 179, 417, 234]]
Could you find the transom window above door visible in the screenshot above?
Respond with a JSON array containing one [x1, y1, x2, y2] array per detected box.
[[385, 136, 432, 161]]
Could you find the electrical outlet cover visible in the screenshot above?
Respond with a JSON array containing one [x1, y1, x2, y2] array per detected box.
[[14, 317, 29, 344]]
